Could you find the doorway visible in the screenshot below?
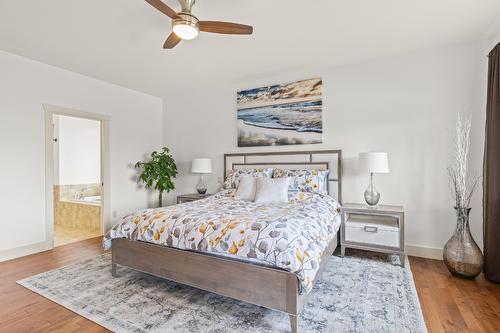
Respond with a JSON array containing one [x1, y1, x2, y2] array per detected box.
[[44, 105, 109, 248]]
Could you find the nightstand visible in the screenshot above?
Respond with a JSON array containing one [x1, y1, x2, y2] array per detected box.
[[340, 203, 405, 267], [176, 193, 211, 204]]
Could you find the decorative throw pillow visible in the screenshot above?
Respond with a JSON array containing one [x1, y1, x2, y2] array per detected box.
[[273, 169, 329, 195], [288, 190, 314, 202], [234, 176, 257, 201], [223, 168, 274, 189], [254, 177, 290, 203]]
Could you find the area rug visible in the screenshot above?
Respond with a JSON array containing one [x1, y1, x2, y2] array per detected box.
[[17, 249, 426, 333]]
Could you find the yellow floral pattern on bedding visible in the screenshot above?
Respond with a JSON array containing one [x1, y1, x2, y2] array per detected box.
[[104, 190, 341, 293], [273, 168, 329, 196]]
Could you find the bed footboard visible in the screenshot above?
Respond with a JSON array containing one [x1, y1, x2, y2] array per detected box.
[[111, 233, 337, 333], [112, 238, 300, 315]]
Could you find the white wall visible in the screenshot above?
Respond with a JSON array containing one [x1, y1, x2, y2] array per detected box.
[[0, 50, 163, 259], [163, 41, 487, 257], [55, 115, 101, 185], [486, 13, 500, 51], [490, 35, 500, 50]]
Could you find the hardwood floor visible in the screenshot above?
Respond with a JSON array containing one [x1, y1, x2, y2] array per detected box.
[[0, 237, 109, 333], [1, 238, 499, 332], [410, 256, 500, 333]]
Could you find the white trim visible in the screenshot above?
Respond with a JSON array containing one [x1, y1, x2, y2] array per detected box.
[[44, 104, 111, 122], [100, 119, 111, 233], [1, 243, 444, 262], [44, 109, 55, 249], [405, 244, 443, 260], [0, 241, 52, 262], [43, 104, 110, 252]]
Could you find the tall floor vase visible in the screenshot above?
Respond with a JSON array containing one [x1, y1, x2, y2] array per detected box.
[[443, 207, 483, 278]]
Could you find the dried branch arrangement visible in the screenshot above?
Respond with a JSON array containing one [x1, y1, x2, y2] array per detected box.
[[447, 114, 480, 209]]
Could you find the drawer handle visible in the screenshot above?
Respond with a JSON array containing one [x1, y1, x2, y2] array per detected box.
[[364, 226, 378, 233]]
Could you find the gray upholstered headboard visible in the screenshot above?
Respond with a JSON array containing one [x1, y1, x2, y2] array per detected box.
[[223, 150, 342, 203]]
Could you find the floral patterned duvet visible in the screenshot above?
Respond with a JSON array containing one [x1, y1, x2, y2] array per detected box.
[[104, 190, 341, 293]]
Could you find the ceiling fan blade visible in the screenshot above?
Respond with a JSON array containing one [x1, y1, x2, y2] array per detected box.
[[198, 21, 253, 35], [163, 32, 182, 49], [145, 0, 179, 19]]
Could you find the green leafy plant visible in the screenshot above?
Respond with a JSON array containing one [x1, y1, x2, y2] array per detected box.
[[135, 147, 178, 207]]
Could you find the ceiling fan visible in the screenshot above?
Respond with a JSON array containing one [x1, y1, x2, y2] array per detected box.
[[145, 0, 253, 49]]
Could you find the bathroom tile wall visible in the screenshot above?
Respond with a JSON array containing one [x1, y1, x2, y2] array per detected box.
[[58, 183, 101, 201], [54, 184, 101, 233]]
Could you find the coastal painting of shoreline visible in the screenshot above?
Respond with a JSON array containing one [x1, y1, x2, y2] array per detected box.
[[237, 78, 323, 147]]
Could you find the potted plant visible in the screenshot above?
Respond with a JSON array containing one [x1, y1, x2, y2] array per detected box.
[[443, 115, 482, 278], [135, 147, 178, 207]]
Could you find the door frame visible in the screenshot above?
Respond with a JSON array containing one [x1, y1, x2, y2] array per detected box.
[[44, 104, 110, 248]]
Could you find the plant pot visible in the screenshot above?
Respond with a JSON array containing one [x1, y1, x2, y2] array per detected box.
[[443, 207, 483, 278]]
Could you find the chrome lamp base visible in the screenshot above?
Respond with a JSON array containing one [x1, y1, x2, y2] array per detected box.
[[196, 174, 207, 195], [364, 172, 380, 206]]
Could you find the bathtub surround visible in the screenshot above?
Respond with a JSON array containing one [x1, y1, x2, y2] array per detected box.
[[57, 183, 101, 203], [54, 184, 101, 234], [54, 201, 100, 236]]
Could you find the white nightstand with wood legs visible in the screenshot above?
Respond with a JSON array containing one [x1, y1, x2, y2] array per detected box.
[[340, 203, 405, 267]]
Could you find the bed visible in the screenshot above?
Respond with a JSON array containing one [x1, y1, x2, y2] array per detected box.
[[107, 150, 342, 333]]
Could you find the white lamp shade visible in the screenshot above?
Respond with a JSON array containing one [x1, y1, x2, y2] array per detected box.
[[191, 158, 212, 174], [358, 152, 390, 173]]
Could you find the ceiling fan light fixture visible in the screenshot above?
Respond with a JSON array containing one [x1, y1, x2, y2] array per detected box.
[[172, 15, 199, 40], [173, 23, 199, 40], [146, 0, 253, 49]]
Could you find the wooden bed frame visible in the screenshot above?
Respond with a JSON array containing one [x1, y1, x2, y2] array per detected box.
[[112, 150, 342, 333]]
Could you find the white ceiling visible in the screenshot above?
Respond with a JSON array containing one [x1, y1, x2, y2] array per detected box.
[[1, 0, 499, 96]]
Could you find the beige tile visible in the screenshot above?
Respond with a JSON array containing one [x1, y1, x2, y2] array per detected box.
[[54, 225, 102, 247], [54, 186, 102, 233]]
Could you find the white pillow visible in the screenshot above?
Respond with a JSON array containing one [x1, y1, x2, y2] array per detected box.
[[234, 176, 257, 201], [254, 177, 290, 203]]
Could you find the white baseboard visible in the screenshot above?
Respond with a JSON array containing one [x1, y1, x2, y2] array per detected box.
[[405, 245, 443, 260], [1, 240, 443, 262], [0, 240, 52, 262]]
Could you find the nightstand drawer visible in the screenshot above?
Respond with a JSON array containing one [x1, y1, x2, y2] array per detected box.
[[345, 218, 400, 248], [177, 193, 211, 204], [177, 197, 197, 204]]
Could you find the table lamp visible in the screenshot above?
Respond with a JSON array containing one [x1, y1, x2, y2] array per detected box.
[[358, 152, 390, 206], [191, 158, 212, 195]]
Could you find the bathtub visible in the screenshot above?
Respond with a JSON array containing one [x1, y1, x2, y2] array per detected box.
[[65, 195, 101, 206]]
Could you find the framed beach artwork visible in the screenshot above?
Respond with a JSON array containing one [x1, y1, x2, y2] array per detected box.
[[237, 78, 323, 147]]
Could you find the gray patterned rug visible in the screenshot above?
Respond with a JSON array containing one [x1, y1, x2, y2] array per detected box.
[[17, 249, 426, 333]]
